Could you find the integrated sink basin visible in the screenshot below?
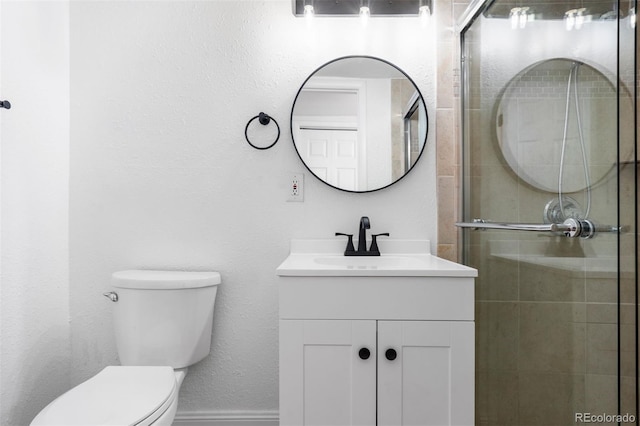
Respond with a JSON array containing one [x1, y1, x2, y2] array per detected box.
[[313, 255, 420, 269], [276, 239, 477, 277]]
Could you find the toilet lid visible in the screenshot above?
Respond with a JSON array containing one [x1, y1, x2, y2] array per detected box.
[[31, 366, 176, 426]]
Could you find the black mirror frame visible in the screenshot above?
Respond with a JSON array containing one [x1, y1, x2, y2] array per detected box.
[[290, 55, 429, 193]]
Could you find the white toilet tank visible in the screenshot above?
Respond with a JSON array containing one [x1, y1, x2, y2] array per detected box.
[[110, 270, 221, 368]]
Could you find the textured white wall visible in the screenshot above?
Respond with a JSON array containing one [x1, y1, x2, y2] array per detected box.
[[0, 1, 71, 424], [69, 0, 437, 415]]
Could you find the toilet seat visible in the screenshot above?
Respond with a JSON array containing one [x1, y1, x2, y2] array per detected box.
[[31, 366, 177, 426]]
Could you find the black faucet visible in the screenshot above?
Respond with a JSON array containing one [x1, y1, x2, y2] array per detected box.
[[335, 216, 389, 256], [358, 216, 370, 253]]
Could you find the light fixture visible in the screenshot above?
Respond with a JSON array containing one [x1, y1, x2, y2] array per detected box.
[[418, 0, 432, 25], [519, 7, 529, 28], [564, 7, 590, 31], [509, 7, 531, 30], [510, 7, 519, 29], [293, 0, 429, 17], [359, 0, 370, 25], [575, 8, 586, 29], [565, 9, 576, 30], [303, 0, 314, 19]]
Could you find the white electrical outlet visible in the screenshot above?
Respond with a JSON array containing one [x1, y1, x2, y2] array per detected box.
[[288, 173, 304, 202]]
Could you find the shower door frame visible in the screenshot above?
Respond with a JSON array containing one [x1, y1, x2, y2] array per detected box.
[[457, 0, 639, 423]]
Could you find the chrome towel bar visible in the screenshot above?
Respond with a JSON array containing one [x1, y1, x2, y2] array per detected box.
[[455, 218, 620, 238]]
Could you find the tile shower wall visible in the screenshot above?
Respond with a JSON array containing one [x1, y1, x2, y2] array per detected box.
[[435, 0, 470, 261], [69, 0, 437, 419]]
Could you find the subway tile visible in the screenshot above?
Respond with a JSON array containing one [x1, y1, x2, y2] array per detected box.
[[437, 41, 455, 109], [437, 243, 455, 261], [436, 108, 455, 176], [435, 0, 453, 43], [518, 302, 586, 374], [437, 176, 456, 244], [518, 373, 585, 426]]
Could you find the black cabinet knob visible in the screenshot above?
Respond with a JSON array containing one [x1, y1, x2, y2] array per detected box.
[[385, 348, 397, 361], [358, 347, 371, 360]]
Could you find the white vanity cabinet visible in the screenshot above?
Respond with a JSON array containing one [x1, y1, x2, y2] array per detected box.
[[377, 320, 473, 426], [279, 318, 474, 426], [277, 240, 477, 426], [280, 319, 377, 426]]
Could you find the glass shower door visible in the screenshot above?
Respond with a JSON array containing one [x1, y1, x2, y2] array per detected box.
[[459, 1, 637, 425]]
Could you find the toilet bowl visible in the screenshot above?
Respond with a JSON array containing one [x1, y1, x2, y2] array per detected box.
[[31, 270, 220, 426], [31, 367, 187, 426]]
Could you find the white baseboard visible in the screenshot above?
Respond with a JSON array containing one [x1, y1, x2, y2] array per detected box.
[[172, 410, 279, 426]]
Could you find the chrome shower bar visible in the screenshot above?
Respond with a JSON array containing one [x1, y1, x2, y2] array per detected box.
[[455, 218, 620, 238]]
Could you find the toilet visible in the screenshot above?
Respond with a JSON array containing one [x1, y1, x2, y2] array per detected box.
[[31, 270, 221, 426]]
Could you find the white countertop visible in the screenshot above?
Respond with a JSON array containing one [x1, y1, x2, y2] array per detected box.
[[276, 239, 478, 277]]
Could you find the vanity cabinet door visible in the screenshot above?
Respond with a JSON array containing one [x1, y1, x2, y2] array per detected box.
[[279, 319, 377, 426], [377, 321, 475, 426]]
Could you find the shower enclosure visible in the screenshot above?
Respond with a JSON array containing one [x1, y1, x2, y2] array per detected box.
[[458, 1, 637, 424]]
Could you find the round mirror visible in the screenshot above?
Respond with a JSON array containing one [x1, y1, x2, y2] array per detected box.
[[291, 56, 428, 193], [496, 58, 631, 193]]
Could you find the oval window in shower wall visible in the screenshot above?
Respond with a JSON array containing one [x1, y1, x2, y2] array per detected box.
[[495, 58, 633, 193]]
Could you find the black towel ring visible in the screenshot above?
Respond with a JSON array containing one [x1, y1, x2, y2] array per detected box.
[[245, 112, 280, 150]]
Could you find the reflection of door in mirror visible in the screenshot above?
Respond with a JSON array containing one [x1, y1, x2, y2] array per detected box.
[[292, 76, 412, 191], [296, 127, 360, 191], [403, 92, 426, 176], [291, 84, 366, 191]]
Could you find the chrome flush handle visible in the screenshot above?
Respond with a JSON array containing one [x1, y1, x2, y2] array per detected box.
[[103, 291, 118, 302]]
